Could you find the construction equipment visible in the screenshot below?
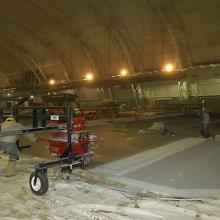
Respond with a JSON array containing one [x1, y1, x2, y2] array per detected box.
[[0, 94, 99, 195], [29, 96, 99, 195]]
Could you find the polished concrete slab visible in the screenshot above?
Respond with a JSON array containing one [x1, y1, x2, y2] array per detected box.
[[125, 140, 220, 189], [94, 138, 220, 198]]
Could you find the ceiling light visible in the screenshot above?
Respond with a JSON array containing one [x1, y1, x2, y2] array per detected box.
[[85, 73, 94, 81], [120, 69, 128, 76], [164, 64, 174, 73], [49, 79, 55, 85]]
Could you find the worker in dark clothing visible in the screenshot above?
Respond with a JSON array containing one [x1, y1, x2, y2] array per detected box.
[[162, 122, 176, 137], [201, 110, 209, 138], [200, 109, 213, 138]]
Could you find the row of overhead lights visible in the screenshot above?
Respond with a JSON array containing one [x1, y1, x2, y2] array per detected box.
[[48, 64, 175, 85], [0, 64, 175, 99], [48, 68, 130, 85], [82, 69, 129, 81]]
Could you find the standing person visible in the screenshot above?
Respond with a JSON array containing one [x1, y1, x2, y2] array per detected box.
[[201, 109, 210, 138], [201, 99, 206, 116], [0, 117, 37, 177]]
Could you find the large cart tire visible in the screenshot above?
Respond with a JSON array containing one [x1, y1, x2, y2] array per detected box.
[[29, 171, 49, 196]]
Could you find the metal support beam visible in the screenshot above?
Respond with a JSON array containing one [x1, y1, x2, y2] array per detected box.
[[131, 83, 140, 106]]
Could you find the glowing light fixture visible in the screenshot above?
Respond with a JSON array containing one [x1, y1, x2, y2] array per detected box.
[[30, 95, 34, 99], [164, 63, 174, 73], [120, 69, 128, 76], [85, 73, 94, 81], [49, 79, 55, 85]]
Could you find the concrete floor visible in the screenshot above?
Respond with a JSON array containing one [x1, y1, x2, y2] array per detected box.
[[94, 138, 220, 198], [21, 115, 220, 162], [20, 115, 220, 198], [20, 115, 182, 158], [125, 140, 220, 189]]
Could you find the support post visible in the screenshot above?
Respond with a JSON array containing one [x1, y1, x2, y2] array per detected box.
[[131, 83, 141, 106], [41, 108, 47, 127], [33, 108, 39, 128], [66, 105, 73, 159]]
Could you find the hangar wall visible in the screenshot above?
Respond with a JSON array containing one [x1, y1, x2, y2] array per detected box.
[[75, 77, 220, 112]]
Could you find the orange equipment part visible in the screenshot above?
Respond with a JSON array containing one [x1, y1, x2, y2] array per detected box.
[[48, 117, 89, 157], [72, 117, 85, 132]]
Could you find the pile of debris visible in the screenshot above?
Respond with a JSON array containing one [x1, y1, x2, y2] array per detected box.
[[138, 121, 176, 137]]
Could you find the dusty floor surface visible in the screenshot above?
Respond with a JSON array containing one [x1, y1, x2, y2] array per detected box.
[[0, 156, 220, 220]]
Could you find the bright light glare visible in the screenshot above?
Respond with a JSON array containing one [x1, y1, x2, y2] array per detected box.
[[164, 64, 174, 72], [120, 69, 128, 76], [49, 79, 55, 85], [85, 73, 94, 81], [30, 95, 34, 99]]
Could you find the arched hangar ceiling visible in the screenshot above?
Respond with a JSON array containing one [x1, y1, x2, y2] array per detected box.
[[0, 0, 219, 88]]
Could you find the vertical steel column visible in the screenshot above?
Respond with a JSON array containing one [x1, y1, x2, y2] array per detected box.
[[131, 83, 139, 106], [108, 87, 114, 100], [66, 105, 73, 157], [33, 108, 39, 128], [41, 108, 47, 127], [12, 106, 19, 122]]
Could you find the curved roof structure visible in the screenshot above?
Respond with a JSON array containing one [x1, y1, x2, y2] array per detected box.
[[0, 0, 219, 88]]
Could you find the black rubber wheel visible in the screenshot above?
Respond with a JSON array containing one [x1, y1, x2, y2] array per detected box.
[[29, 171, 49, 196]]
